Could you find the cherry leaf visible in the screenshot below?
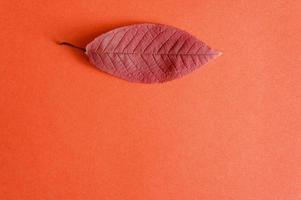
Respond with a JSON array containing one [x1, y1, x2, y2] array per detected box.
[[86, 23, 221, 83]]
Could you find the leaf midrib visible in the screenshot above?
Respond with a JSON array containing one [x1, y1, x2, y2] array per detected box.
[[98, 52, 216, 56]]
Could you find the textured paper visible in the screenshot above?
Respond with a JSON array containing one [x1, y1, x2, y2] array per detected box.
[[1, 0, 300, 199]]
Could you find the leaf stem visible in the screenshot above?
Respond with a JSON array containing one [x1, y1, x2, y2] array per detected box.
[[59, 42, 86, 53]]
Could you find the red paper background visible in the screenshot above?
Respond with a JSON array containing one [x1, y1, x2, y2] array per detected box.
[[1, 0, 300, 199]]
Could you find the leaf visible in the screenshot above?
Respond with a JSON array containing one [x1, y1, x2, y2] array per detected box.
[[85, 23, 221, 83]]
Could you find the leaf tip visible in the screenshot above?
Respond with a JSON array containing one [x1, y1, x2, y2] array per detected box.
[[210, 49, 223, 59]]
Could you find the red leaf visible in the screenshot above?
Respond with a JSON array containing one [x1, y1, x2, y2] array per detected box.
[[86, 23, 221, 83]]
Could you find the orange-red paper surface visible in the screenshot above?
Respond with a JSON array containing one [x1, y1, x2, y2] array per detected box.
[[0, 0, 300, 199]]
